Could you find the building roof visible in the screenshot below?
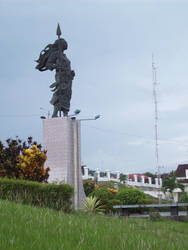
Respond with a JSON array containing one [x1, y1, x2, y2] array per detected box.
[[175, 164, 188, 178], [177, 179, 188, 184], [128, 174, 149, 180]]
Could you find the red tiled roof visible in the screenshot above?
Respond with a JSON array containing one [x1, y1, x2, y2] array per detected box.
[[129, 174, 149, 180], [177, 179, 188, 184], [175, 164, 188, 177]]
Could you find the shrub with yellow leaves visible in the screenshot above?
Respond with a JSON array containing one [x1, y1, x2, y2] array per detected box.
[[0, 137, 50, 182], [17, 144, 50, 182]]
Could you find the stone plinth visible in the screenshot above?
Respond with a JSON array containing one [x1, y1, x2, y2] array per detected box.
[[43, 117, 85, 209]]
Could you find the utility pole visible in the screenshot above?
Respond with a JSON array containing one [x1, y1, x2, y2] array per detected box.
[[152, 54, 161, 203]]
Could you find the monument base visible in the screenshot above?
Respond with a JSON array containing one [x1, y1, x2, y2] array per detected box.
[[43, 117, 85, 209]]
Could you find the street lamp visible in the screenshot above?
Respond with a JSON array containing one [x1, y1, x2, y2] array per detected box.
[[68, 109, 81, 117], [40, 116, 46, 120], [40, 107, 50, 118], [79, 114, 101, 121], [94, 115, 100, 120], [40, 109, 81, 120], [72, 112, 101, 210]]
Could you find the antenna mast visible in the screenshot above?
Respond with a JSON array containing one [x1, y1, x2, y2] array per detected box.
[[152, 54, 161, 203]]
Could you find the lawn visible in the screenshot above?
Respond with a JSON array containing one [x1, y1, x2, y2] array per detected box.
[[0, 200, 187, 250]]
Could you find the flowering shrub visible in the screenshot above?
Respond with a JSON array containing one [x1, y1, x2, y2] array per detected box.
[[84, 180, 155, 213], [89, 189, 115, 213], [94, 184, 100, 190], [0, 137, 50, 182], [107, 188, 118, 194], [17, 145, 50, 182], [89, 186, 150, 213]]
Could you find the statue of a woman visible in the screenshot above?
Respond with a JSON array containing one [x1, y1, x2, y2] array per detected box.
[[35, 25, 75, 117]]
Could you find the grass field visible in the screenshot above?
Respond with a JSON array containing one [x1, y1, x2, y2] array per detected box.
[[0, 200, 188, 250]]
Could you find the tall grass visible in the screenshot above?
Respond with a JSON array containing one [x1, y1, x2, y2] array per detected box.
[[0, 199, 187, 250]]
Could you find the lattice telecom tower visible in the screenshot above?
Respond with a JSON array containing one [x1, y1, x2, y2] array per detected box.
[[152, 55, 160, 188]]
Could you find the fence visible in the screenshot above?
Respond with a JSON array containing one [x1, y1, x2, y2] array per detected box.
[[82, 166, 162, 188]]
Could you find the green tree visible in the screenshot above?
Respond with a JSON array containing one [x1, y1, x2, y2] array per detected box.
[[119, 174, 127, 184], [144, 172, 156, 178], [162, 173, 184, 194]]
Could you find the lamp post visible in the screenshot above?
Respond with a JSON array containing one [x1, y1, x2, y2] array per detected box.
[[79, 114, 100, 121], [40, 107, 50, 118], [72, 113, 100, 210], [72, 117, 79, 210], [68, 109, 81, 117]]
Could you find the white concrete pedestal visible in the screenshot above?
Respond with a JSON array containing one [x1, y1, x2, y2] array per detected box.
[[43, 117, 85, 209]]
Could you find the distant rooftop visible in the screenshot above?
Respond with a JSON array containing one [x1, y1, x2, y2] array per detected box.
[[175, 164, 188, 178]]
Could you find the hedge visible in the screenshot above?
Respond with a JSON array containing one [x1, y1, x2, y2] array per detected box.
[[0, 178, 74, 212], [116, 188, 147, 205], [90, 187, 152, 213]]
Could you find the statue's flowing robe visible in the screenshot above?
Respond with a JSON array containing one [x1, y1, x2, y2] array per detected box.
[[49, 54, 74, 113]]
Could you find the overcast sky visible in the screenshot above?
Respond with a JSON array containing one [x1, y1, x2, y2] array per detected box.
[[0, 0, 188, 174]]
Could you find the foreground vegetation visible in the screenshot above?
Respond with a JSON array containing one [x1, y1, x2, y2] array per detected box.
[[83, 180, 161, 213], [0, 178, 73, 212], [0, 200, 188, 250]]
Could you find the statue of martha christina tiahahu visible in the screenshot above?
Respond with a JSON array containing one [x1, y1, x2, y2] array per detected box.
[[35, 24, 75, 118]]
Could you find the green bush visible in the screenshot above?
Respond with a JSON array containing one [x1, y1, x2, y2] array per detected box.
[[116, 188, 147, 205], [180, 192, 188, 203], [149, 212, 163, 222], [90, 188, 114, 201], [0, 178, 73, 212], [83, 180, 95, 196], [89, 189, 119, 213], [108, 199, 122, 213], [88, 185, 161, 214]]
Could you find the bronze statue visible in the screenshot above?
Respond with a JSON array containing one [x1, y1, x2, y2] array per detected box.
[[35, 24, 75, 117]]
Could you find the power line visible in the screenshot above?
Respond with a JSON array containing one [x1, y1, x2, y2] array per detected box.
[[82, 124, 188, 147], [1, 115, 188, 148], [0, 114, 41, 118]]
